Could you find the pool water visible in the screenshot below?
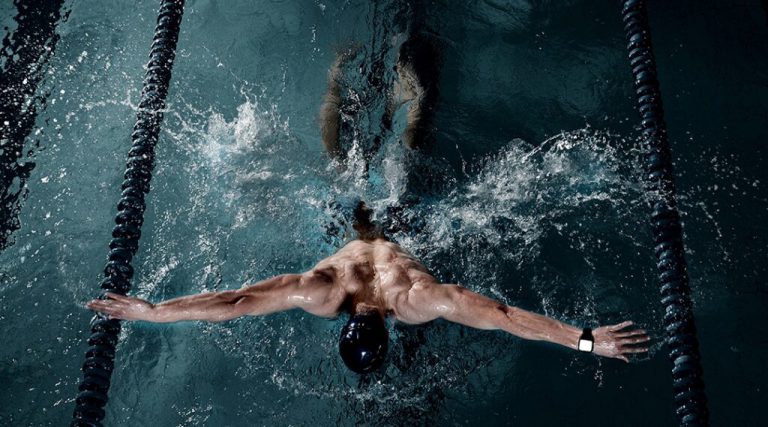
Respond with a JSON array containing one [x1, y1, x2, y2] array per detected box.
[[1, 0, 766, 425]]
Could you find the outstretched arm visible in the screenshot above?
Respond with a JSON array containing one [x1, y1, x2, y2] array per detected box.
[[408, 283, 650, 362], [87, 270, 341, 323]]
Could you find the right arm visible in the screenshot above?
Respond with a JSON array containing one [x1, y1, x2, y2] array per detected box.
[[405, 282, 650, 362], [87, 270, 340, 323]]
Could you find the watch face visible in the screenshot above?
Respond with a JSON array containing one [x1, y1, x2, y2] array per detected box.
[[578, 339, 594, 352]]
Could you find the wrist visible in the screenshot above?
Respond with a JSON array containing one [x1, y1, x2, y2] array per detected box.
[[576, 327, 595, 352], [563, 324, 583, 350]]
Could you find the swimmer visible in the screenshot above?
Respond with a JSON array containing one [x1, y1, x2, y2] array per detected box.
[[88, 202, 650, 374]]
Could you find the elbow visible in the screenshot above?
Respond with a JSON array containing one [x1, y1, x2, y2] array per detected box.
[[206, 291, 251, 322], [228, 292, 254, 311], [501, 306, 548, 342], [216, 290, 242, 305], [497, 305, 531, 335], [499, 305, 519, 320], [492, 305, 515, 329]]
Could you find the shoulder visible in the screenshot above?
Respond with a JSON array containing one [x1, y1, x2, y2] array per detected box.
[[391, 280, 451, 324], [298, 267, 348, 317], [405, 281, 461, 304]]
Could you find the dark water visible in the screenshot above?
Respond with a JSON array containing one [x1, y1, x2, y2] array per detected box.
[[0, 0, 766, 425]]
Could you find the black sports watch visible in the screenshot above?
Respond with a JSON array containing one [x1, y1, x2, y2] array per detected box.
[[578, 328, 595, 352]]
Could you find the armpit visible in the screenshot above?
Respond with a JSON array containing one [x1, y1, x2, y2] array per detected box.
[[306, 267, 336, 284]]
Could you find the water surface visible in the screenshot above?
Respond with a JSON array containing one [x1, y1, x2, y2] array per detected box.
[[1, 0, 766, 425]]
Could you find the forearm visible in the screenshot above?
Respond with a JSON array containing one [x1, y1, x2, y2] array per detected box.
[[444, 287, 581, 350], [149, 290, 247, 323], [497, 306, 582, 351], [148, 274, 298, 323], [504, 311, 654, 361], [435, 286, 650, 360]]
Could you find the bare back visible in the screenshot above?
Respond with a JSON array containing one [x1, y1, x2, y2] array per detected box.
[[312, 238, 438, 322]]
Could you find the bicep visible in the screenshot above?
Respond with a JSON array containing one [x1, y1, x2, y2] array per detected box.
[[231, 274, 303, 317], [237, 270, 339, 317], [409, 283, 510, 329]]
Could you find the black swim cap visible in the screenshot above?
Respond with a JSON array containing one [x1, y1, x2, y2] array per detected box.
[[339, 311, 389, 374]]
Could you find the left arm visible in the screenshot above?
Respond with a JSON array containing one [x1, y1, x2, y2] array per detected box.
[[407, 283, 650, 362], [87, 270, 339, 323]]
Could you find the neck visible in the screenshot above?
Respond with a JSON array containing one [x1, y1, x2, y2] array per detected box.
[[352, 301, 384, 317]]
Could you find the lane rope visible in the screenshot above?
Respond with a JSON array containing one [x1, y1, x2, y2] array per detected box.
[[71, 1, 185, 425], [621, 1, 709, 425]]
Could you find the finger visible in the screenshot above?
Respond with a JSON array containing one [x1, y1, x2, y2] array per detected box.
[[92, 306, 118, 317], [89, 300, 129, 317], [619, 355, 629, 363], [608, 321, 634, 332], [87, 300, 108, 309], [621, 336, 651, 345], [621, 346, 650, 354], [89, 302, 114, 312], [107, 311, 125, 319], [88, 301, 122, 312], [615, 329, 647, 338], [89, 300, 122, 309], [104, 292, 132, 302]]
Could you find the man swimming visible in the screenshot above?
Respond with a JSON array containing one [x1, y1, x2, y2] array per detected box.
[[89, 29, 649, 373], [88, 203, 650, 374]]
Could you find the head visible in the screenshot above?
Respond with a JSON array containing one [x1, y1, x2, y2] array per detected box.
[[338, 306, 389, 374]]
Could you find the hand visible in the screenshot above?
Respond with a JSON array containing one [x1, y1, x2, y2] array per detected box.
[[86, 292, 155, 321], [592, 321, 650, 362]]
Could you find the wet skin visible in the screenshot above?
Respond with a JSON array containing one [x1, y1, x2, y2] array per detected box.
[[88, 238, 650, 362]]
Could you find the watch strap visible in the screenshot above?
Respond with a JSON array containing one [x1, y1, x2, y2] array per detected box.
[[578, 328, 594, 352]]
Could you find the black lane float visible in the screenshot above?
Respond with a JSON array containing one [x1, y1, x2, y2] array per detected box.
[[71, 1, 185, 425], [620, 0, 709, 425]]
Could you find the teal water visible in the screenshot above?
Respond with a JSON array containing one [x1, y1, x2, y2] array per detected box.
[[1, 0, 766, 425]]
